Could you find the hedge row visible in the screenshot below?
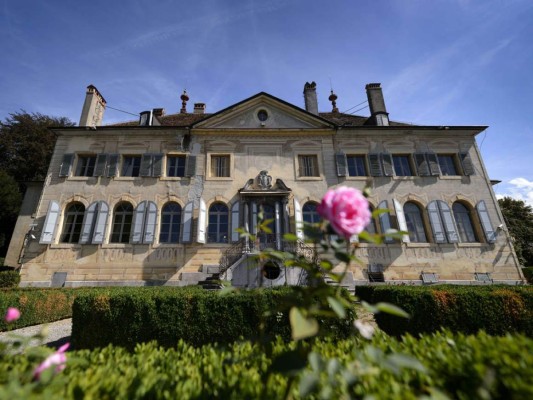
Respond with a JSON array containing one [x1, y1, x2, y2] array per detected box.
[[0, 271, 20, 288], [71, 286, 355, 350], [523, 267, 533, 284], [1, 331, 532, 399], [356, 285, 533, 336]]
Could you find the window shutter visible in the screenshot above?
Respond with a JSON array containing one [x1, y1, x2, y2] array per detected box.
[[293, 198, 304, 240], [437, 200, 459, 243], [143, 201, 157, 243], [378, 200, 394, 243], [140, 154, 153, 177], [106, 154, 119, 177], [369, 153, 383, 177], [39, 200, 60, 244], [476, 200, 497, 243], [92, 202, 109, 244], [381, 153, 394, 176], [231, 201, 240, 242], [131, 201, 146, 244], [79, 202, 98, 244], [152, 154, 163, 177], [335, 153, 348, 177], [59, 154, 74, 177], [414, 153, 430, 176], [427, 201, 447, 243], [181, 201, 194, 243], [393, 199, 410, 243], [426, 153, 440, 176], [94, 154, 108, 177], [185, 155, 197, 177], [197, 199, 206, 243], [459, 152, 475, 176]]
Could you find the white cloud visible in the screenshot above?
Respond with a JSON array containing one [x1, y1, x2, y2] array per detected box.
[[496, 177, 533, 207]]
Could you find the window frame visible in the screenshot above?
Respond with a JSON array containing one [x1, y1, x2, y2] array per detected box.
[[60, 202, 85, 243], [403, 202, 429, 243], [207, 202, 229, 243], [206, 153, 233, 180], [121, 155, 142, 177], [392, 154, 414, 177], [159, 202, 182, 244], [437, 154, 459, 176], [453, 202, 479, 243], [74, 155, 97, 177], [166, 155, 187, 178], [346, 155, 368, 177], [296, 153, 322, 180], [110, 202, 134, 243]]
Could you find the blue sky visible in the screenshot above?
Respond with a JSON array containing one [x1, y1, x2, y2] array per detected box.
[[1, 0, 532, 205]]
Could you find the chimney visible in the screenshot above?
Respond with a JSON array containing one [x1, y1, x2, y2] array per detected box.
[[193, 103, 206, 114], [79, 85, 106, 127], [303, 82, 318, 115], [152, 108, 165, 117], [365, 83, 389, 126]]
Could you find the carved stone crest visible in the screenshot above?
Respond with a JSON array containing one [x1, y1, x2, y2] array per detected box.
[[257, 170, 272, 190]]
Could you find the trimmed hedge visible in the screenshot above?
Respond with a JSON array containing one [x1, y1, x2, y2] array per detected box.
[[523, 267, 533, 284], [356, 285, 533, 336], [72, 286, 355, 350], [0, 331, 532, 398], [0, 271, 20, 288]]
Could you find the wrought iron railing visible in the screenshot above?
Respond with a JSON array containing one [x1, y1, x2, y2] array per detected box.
[[219, 238, 246, 274]]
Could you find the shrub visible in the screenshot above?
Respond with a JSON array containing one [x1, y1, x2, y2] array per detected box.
[[71, 286, 355, 350], [523, 267, 533, 284], [356, 285, 533, 336], [0, 271, 20, 288]]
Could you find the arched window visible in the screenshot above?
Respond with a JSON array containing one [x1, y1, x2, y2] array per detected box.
[[111, 202, 134, 243], [453, 202, 478, 242], [404, 202, 428, 242], [160, 202, 182, 243], [208, 203, 228, 243], [302, 202, 320, 224], [60, 202, 85, 243]]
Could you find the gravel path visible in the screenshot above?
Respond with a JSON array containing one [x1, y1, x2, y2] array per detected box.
[[0, 318, 72, 350]]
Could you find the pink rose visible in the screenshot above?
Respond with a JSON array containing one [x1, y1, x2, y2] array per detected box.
[[317, 187, 371, 239], [33, 343, 70, 380], [5, 307, 20, 323]]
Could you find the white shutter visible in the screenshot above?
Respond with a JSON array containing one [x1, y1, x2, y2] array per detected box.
[[94, 154, 108, 177], [369, 153, 383, 177], [39, 200, 60, 244], [106, 154, 119, 177], [197, 199, 206, 243], [79, 202, 98, 244], [476, 200, 497, 243], [378, 200, 394, 244], [427, 201, 447, 243], [231, 201, 240, 243], [131, 201, 146, 244], [182, 201, 194, 243], [335, 153, 348, 177], [59, 154, 74, 177], [393, 199, 410, 243], [382, 153, 394, 177], [438, 201, 459, 243], [143, 201, 157, 244], [293, 198, 304, 240], [92, 202, 109, 244]]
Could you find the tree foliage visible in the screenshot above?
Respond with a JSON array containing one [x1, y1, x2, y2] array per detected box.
[[498, 196, 533, 266], [0, 111, 74, 182], [0, 171, 22, 251]]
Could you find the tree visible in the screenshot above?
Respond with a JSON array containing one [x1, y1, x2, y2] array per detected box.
[[0, 170, 22, 255], [498, 197, 533, 267], [0, 111, 75, 182]]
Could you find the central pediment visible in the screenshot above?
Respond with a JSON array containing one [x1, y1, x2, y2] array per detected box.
[[192, 92, 335, 130]]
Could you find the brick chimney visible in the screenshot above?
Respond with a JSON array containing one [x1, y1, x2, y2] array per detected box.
[[303, 82, 318, 115], [79, 85, 106, 127], [365, 83, 389, 126], [193, 103, 206, 114]]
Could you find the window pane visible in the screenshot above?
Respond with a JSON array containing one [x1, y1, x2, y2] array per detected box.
[[167, 156, 186, 177], [122, 156, 141, 177], [438, 155, 458, 176], [298, 155, 319, 177], [75, 156, 97, 177], [404, 202, 427, 242], [60, 203, 85, 243], [211, 156, 230, 177], [111, 202, 133, 243], [393, 155, 413, 176], [453, 203, 477, 242], [160, 202, 182, 243], [207, 203, 229, 243], [347, 156, 367, 176], [302, 202, 320, 224]]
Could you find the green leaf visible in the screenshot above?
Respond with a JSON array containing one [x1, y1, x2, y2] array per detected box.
[[376, 302, 410, 318], [283, 233, 298, 242], [290, 307, 319, 341], [270, 350, 307, 376], [218, 286, 236, 296], [299, 373, 320, 397], [327, 296, 346, 319], [386, 353, 427, 373], [308, 352, 324, 372], [361, 301, 379, 314], [372, 208, 389, 217], [334, 251, 352, 263]]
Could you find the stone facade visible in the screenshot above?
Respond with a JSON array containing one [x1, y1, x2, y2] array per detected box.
[[6, 83, 524, 288]]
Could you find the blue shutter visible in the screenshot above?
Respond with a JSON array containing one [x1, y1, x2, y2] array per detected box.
[[92, 202, 109, 244], [182, 201, 194, 243], [251, 202, 258, 235], [368, 153, 383, 177], [393, 199, 410, 243], [59, 154, 74, 177], [427, 201, 447, 243], [293, 198, 304, 240], [140, 154, 152, 177], [414, 153, 430, 176], [39, 200, 60, 244], [476, 200, 497, 243], [152, 154, 163, 177], [79, 202, 97, 244], [336, 153, 348, 177], [143, 201, 157, 243], [460, 152, 475, 176], [381, 153, 394, 176], [231, 201, 240, 243], [426, 153, 440, 176], [438, 200, 459, 243], [378, 200, 394, 243], [106, 154, 119, 177], [197, 199, 206, 243], [132, 201, 146, 244]]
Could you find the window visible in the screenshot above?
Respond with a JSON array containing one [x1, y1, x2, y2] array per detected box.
[[366, 206, 378, 235], [298, 155, 319, 177], [60, 202, 85, 243], [211, 155, 230, 177], [302, 202, 320, 224], [121, 156, 142, 177], [160, 202, 182, 243], [453, 202, 477, 242], [404, 202, 428, 242], [208, 203, 229, 243], [347, 155, 367, 176], [167, 155, 186, 177], [438, 155, 458, 176], [75, 155, 96, 177], [111, 202, 134, 243], [393, 155, 413, 176]]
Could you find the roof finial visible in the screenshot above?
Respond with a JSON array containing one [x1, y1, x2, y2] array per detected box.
[[180, 89, 189, 114], [328, 90, 339, 113]]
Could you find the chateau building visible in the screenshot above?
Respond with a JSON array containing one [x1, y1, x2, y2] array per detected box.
[[5, 82, 524, 287]]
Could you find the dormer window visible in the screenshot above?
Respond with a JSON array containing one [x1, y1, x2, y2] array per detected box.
[[376, 114, 389, 126]]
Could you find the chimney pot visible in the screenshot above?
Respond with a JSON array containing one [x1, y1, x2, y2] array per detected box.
[[303, 82, 319, 115], [193, 103, 206, 114], [365, 83, 389, 126]]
